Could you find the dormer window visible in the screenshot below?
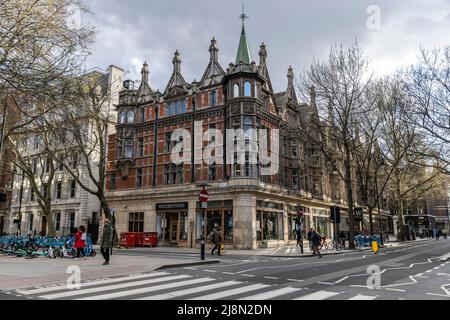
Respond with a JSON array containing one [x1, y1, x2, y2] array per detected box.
[[244, 81, 252, 97], [233, 83, 240, 98]]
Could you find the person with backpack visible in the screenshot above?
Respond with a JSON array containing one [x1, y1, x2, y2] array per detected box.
[[210, 226, 222, 256], [74, 225, 87, 260], [311, 229, 323, 258], [100, 219, 118, 265]]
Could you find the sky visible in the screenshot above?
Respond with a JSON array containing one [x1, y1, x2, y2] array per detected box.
[[82, 0, 450, 94]]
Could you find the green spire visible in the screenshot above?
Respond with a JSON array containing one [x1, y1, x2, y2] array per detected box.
[[235, 3, 252, 64]]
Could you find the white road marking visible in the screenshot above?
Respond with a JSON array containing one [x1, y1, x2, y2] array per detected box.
[[78, 277, 214, 300], [241, 274, 255, 277], [426, 293, 450, 298], [288, 279, 304, 282], [16, 272, 170, 295], [222, 272, 236, 275], [190, 284, 271, 300], [348, 294, 377, 300], [40, 274, 190, 300], [264, 276, 279, 280], [295, 290, 341, 300], [239, 287, 300, 300], [384, 288, 406, 292], [203, 270, 218, 273], [134, 280, 241, 300], [317, 282, 334, 285]]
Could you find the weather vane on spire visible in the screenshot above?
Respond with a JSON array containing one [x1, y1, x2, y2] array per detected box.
[[239, 1, 249, 25]]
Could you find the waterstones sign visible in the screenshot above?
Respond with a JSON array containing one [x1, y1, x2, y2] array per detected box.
[[156, 202, 189, 210]]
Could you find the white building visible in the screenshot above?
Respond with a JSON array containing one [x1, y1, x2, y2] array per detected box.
[[8, 65, 124, 238]]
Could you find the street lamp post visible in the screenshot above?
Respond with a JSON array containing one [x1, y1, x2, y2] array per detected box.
[[197, 183, 211, 261]]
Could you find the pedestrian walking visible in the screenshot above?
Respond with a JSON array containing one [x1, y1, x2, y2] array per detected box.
[[210, 226, 222, 256], [100, 219, 118, 265], [307, 228, 314, 251], [74, 225, 87, 260], [311, 229, 322, 258], [296, 227, 303, 247]]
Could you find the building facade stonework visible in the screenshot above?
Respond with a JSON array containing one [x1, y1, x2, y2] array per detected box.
[[105, 18, 392, 249], [8, 66, 124, 239]]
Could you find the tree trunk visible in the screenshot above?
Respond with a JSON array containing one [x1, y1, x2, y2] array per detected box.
[[99, 195, 112, 221], [368, 207, 374, 236], [45, 206, 56, 237], [398, 198, 405, 241], [345, 144, 356, 249]]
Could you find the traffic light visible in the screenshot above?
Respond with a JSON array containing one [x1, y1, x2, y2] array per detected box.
[[330, 206, 341, 224]]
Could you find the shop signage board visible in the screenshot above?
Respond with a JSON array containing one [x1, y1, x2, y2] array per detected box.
[[156, 202, 189, 210]]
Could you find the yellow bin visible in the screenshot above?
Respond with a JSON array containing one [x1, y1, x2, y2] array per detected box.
[[372, 241, 379, 253]]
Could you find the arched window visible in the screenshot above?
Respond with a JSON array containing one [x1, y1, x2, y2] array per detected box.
[[119, 111, 126, 124], [233, 83, 240, 98], [127, 111, 135, 123], [244, 81, 252, 97]]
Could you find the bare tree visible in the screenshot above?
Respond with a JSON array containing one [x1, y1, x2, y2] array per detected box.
[[297, 41, 374, 249], [405, 47, 450, 172], [377, 78, 445, 240], [45, 72, 118, 221], [7, 97, 65, 236]]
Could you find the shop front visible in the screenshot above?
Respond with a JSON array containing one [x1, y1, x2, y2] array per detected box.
[[287, 205, 306, 241], [195, 200, 233, 245], [156, 202, 189, 246], [256, 200, 284, 247]]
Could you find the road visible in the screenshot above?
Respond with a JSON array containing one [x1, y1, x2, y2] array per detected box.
[[2, 239, 450, 300]]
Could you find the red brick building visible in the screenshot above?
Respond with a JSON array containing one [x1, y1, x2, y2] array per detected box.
[[104, 16, 378, 249]]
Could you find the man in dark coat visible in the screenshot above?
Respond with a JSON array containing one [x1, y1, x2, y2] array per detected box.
[[100, 219, 117, 265], [311, 229, 323, 258], [210, 227, 222, 256]]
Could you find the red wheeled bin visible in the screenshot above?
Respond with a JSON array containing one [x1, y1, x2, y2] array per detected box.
[[138, 232, 158, 247]]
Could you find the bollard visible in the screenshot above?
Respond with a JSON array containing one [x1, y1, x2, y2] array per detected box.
[[201, 236, 205, 261]]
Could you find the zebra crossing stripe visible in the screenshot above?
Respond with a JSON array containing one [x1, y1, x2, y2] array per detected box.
[[16, 272, 170, 296], [348, 294, 377, 300], [189, 284, 271, 300], [294, 290, 341, 300], [135, 280, 242, 300], [77, 277, 215, 300], [39, 274, 191, 300], [238, 287, 300, 300]]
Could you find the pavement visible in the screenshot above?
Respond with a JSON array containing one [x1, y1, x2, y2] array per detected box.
[[1, 237, 447, 300], [0, 252, 219, 291]]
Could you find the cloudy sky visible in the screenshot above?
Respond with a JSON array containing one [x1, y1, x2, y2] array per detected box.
[[83, 0, 450, 94]]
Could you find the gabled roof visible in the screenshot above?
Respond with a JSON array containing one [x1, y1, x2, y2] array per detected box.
[[199, 38, 225, 89], [164, 50, 189, 97]]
